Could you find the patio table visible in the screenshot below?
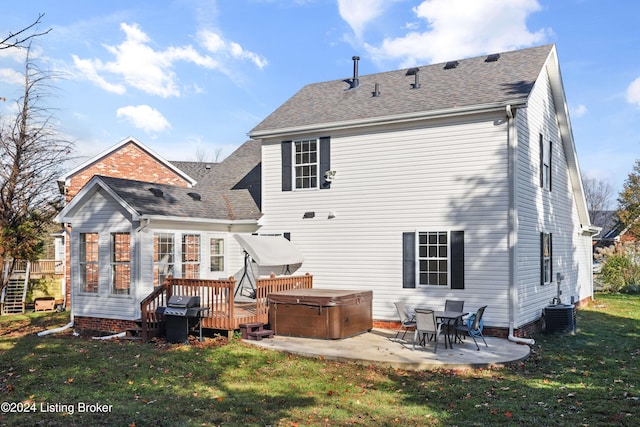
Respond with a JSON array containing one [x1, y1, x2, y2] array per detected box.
[[435, 311, 468, 349]]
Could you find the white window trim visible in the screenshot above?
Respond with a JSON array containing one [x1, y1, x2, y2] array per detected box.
[[293, 138, 319, 190], [78, 232, 99, 295], [416, 230, 452, 288], [109, 232, 132, 296], [209, 236, 226, 273]]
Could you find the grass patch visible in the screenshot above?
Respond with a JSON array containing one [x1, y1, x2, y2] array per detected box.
[[0, 294, 638, 426]]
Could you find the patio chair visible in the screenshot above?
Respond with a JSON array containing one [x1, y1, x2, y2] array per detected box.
[[456, 305, 488, 350], [412, 308, 444, 352], [444, 299, 465, 342], [394, 301, 416, 340]]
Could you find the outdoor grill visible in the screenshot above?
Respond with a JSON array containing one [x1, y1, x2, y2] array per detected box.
[[156, 295, 208, 343]]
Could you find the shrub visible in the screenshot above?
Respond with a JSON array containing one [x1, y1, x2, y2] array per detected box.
[[599, 248, 640, 293]]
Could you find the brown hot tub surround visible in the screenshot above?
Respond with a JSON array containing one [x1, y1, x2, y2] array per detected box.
[[268, 289, 373, 339]]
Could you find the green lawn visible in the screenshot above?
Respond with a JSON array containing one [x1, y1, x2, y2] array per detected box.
[[0, 293, 638, 426]]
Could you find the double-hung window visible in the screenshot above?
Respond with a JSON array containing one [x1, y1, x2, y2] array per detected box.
[[182, 234, 201, 279], [210, 238, 225, 272], [281, 137, 330, 191], [403, 230, 464, 289], [111, 232, 131, 295], [154, 233, 174, 287], [541, 232, 552, 285], [418, 231, 449, 286], [79, 233, 99, 293], [294, 139, 318, 189]]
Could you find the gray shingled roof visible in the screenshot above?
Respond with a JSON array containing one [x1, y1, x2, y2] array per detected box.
[[251, 44, 554, 135], [98, 140, 261, 221]]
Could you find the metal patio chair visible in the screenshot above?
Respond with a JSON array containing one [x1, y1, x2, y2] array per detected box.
[[394, 301, 416, 340], [456, 305, 488, 350], [412, 308, 445, 353], [444, 299, 465, 342]]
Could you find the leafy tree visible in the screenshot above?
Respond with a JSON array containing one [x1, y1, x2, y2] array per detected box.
[[616, 159, 640, 239], [0, 45, 74, 290]]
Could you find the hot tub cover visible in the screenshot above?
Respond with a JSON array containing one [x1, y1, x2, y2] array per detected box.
[[268, 289, 372, 307], [233, 234, 304, 266]]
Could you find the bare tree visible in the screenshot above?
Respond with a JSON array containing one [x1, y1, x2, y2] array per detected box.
[[194, 144, 209, 163], [194, 145, 224, 163], [0, 46, 75, 290], [583, 174, 615, 224], [1, 13, 52, 50]]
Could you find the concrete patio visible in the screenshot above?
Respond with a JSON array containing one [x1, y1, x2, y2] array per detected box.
[[244, 328, 531, 370]]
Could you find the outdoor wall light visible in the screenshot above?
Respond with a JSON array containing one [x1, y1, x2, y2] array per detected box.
[[328, 211, 337, 219], [324, 170, 336, 182], [303, 211, 315, 219]]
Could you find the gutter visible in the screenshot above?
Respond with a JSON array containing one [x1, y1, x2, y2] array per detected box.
[[506, 104, 535, 346], [136, 215, 258, 226], [251, 101, 528, 140]]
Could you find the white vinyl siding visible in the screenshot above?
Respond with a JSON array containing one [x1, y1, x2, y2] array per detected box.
[[69, 188, 138, 320], [260, 113, 512, 325], [69, 187, 253, 321], [514, 67, 592, 328]]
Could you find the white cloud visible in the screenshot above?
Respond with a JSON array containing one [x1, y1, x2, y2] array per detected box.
[[72, 55, 126, 94], [197, 30, 267, 69], [627, 76, 640, 106], [572, 104, 588, 118], [0, 68, 24, 85], [116, 104, 171, 134], [337, 0, 389, 39], [73, 22, 266, 98], [363, 0, 549, 65]]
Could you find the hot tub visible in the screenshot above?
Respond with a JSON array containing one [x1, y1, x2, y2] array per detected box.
[[268, 289, 373, 339]]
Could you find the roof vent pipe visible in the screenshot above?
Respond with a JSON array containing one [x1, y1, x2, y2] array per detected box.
[[372, 82, 380, 97], [406, 67, 420, 89], [351, 55, 360, 89]]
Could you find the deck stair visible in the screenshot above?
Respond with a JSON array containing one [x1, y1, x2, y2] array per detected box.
[[240, 322, 274, 341], [1, 263, 30, 315], [124, 319, 144, 340]]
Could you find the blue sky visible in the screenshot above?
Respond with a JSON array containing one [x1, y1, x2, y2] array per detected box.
[[1, 0, 639, 199]]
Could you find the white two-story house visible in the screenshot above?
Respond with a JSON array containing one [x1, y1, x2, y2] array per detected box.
[[249, 44, 599, 338]]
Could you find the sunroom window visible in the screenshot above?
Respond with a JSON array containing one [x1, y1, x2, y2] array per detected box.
[[111, 232, 131, 295], [154, 233, 175, 287], [79, 233, 99, 293]]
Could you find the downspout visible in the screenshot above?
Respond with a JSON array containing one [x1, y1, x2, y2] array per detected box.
[[506, 104, 535, 345], [37, 321, 74, 337]]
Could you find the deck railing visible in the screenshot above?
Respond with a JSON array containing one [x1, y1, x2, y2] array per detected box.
[[12, 259, 63, 276], [139, 273, 312, 341]]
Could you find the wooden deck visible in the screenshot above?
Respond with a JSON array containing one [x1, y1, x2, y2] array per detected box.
[[139, 273, 313, 340]]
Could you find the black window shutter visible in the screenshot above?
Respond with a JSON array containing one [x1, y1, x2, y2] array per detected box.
[[402, 232, 416, 288], [549, 140, 552, 191], [450, 231, 465, 289], [281, 141, 292, 191], [319, 136, 331, 189], [549, 233, 553, 281], [539, 134, 544, 188]]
